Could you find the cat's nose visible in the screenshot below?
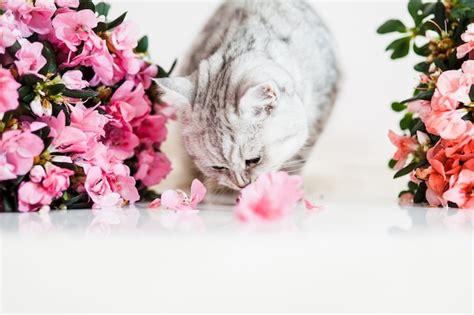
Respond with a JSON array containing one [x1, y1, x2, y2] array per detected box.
[[234, 173, 251, 189]]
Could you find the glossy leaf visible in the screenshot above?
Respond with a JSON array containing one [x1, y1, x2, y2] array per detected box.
[[135, 35, 148, 53], [377, 19, 407, 34], [63, 88, 99, 99], [386, 36, 411, 59], [391, 102, 407, 112], [95, 2, 111, 16]]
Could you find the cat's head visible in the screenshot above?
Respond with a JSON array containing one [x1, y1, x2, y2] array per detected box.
[[156, 62, 308, 191]]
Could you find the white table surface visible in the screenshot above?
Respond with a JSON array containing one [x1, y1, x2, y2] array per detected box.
[[0, 201, 472, 313]]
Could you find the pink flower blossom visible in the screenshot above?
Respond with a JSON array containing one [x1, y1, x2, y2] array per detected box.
[[14, 40, 46, 76], [42, 163, 74, 199], [55, 0, 79, 8], [134, 149, 171, 187], [158, 179, 207, 211], [40, 111, 88, 153], [388, 130, 418, 170], [426, 109, 471, 141], [2, 0, 56, 36], [0, 68, 20, 114], [107, 163, 140, 204], [110, 21, 139, 51], [408, 100, 431, 122], [109, 80, 150, 124], [85, 166, 121, 208], [443, 168, 474, 209], [135, 115, 167, 145], [52, 9, 98, 51], [18, 181, 53, 212], [0, 130, 44, 180], [457, 23, 474, 59], [104, 123, 139, 160], [0, 10, 21, 54], [69, 104, 109, 141], [62, 70, 89, 89], [149, 198, 161, 209], [133, 62, 158, 89], [236, 172, 304, 222], [303, 198, 321, 210], [431, 70, 471, 111]]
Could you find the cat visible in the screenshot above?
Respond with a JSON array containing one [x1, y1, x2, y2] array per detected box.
[[156, 0, 339, 192]]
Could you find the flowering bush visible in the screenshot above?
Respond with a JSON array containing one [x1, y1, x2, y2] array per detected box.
[[379, 0, 473, 209], [0, 0, 175, 212]]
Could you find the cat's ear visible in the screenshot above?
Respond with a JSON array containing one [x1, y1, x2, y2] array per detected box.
[[239, 82, 280, 119], [154, 73, 196, 108]]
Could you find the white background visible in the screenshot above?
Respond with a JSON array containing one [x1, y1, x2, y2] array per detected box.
[[107, 0, 423, 203]]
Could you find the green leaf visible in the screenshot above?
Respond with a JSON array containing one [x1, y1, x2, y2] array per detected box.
[[400, 112, 413, 130], [20, 74, 42, 86], [135, 36, 148, 53], [386, 36, 411, 59], [168, 59, 177, 75], [408, 0, 424, 25], [413, 181, 428, 203], [64, 193, 87, 207], [94, 12, 127, 32], [388, 159, 397, 169], [377, 19, 407, 34], [18, 86, 32, 99], [393, 160, 428, 179], [391, 102, 407, 112], [432, 1, 446, 33], [2, 195, 15, 212], [39, 42, 57, 75], [7, 41, 21, 56], [409, 118, 424, 136], [402, 90, 434, 103], [51, 161, 77, 172], [413, 43, 430, 57], [62, 88, 99, 99], [408, 181, 419, 192], [414, 61, 430, 73], [78, 0, 95, 12], [45, 84, 66, 96], [95, 2, 111, 17]]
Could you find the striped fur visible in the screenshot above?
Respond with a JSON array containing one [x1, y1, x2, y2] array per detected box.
[[157, 0, 339, 191]]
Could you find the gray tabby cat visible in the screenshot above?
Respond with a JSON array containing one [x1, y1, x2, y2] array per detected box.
[[157, 0, 339, 191]]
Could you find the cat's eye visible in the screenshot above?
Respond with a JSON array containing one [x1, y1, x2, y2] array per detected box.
[[212, 166, 227, 171], [245, 157, 261, 167]]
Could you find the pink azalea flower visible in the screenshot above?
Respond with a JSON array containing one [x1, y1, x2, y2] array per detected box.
[[149, 198, 161, 209], [134, 149, 171, 187], [104, 123, 139, 160], [40, 111, 88, 153], [107, 163, 140, 204], [388, 130, 418, 170], [18, 181, 53, 212], [426, 172, 448, 207], [0, 10, 22, 54], [69, 104, 109, 141], [426, 109, 472, 141], [457, 23, 474, 59], [303, 198, 321, 210], [443, 169, 474, 209], [52, 9, 98, 51], [408, 100, 431, 122], [42, 163, 75, 199], [135, 115, 167, 146], [457, 42, 474, 59], [14, 40, 47, 77], [431, 70, 471, 111], [0, 68, 20, 114], [159, 179, 207, 211], [2, 0, 56, 36], [110, 21, 139, 51], [236, 172, 304, 222], [0, 130, 44, 180], [84, 166, 122, 208], [29, 165, 46, 183], [62, 70, 89, 89], [109, 80, 150, 124], [133, 62, 158, 89], [55, 0, 79, 8]]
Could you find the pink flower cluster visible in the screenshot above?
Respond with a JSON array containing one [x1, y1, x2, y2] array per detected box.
[[0, 1, 172, 211], [389, 24, 474, 209]]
